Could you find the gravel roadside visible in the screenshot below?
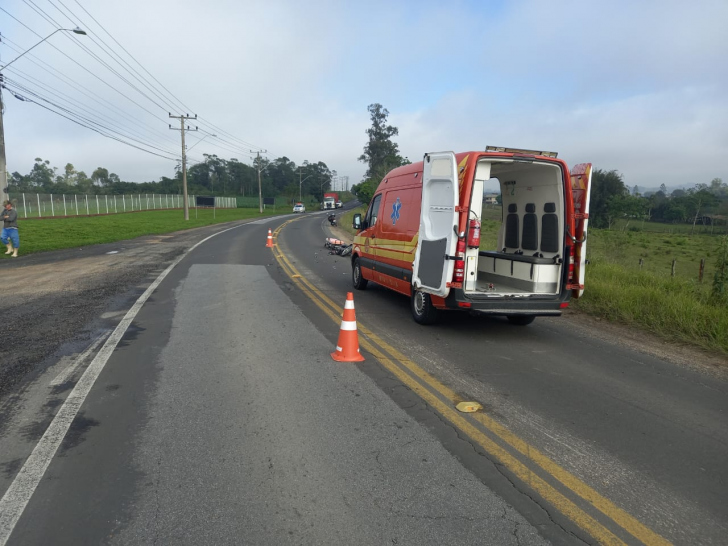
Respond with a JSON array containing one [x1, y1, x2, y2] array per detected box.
[[0, 220, 255, 402]]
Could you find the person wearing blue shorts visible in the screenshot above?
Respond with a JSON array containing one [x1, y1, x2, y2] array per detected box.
[[1, 200, 19, 258]]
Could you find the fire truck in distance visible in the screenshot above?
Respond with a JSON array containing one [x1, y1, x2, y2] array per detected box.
[[322, 192, 339, 210]]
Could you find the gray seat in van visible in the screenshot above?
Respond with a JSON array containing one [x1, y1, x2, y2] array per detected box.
[[541, 202, 559, 253], [522, 203, 538, 251], [504, 204, 519, 250]]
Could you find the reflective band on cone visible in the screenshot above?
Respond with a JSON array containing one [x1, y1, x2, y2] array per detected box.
[[331, 292, 365, 362], [266, 229, 274, 248]]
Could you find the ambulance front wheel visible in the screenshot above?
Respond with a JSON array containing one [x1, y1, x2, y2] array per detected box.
[[411, 289, 438, 325], [352, 258, 368, 290], [506, 315, 536, 326]]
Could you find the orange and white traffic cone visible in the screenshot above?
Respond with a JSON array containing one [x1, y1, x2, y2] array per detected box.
[[266, 229, 274, 248], [331, 292, 365, 362]]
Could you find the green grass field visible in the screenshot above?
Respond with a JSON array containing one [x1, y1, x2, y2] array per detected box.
[[3, 208, 282, 255]]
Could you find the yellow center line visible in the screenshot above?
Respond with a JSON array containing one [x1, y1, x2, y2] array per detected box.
[[271, 219, 671, 546]]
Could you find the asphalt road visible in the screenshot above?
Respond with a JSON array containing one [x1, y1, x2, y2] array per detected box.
[[0, 215, 544, 545], [278, 212, 728, 545], [1, 211, 726, 545]]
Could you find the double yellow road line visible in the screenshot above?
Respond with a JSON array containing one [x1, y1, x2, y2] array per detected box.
[[272, 219, 670, 546]]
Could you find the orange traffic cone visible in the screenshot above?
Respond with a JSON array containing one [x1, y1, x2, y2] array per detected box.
[[266, 229, 274, 248], [331, 292, 365, 362]]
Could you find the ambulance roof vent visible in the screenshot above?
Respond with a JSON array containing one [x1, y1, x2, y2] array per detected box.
[[486, 146, 558, 158]]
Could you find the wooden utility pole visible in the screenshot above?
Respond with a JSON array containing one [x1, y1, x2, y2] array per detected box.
[[169, 113, 197, 220], [251, 150, 267, 213]]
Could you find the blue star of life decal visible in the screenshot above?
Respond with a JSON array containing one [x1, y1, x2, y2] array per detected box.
[[391, 197, 402, 225]]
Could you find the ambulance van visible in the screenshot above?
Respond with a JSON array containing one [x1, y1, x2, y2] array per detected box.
[[351, 147, 592, 325]]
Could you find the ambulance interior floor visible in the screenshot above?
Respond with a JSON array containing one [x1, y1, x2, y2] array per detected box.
[[471, 277, 557, 296]]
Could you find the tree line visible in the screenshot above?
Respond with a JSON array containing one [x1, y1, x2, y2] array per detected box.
[[591, 170, 727, 231], [350, 104, 727, 232], [8, 154, 334, 203]]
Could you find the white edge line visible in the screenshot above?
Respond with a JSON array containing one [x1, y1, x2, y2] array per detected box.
[[49, 332, 111, 387], [0, 223, 245, 545]]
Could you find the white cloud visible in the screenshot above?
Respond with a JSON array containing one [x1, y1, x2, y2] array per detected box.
[[2, 0, 726, 190]]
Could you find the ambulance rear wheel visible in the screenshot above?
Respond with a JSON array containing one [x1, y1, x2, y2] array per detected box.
[[411, 289, 439, 325], [506, 315, 536, 326], [352, 258, 368, 290]]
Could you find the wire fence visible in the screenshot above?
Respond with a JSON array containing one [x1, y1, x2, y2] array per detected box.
[[7, 193, 238, 218]]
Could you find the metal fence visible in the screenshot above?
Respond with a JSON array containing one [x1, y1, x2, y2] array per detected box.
[[7, 193, 237, 218]]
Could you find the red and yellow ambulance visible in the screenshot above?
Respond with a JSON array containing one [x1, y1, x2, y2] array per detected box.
[[351, 147, 592, 325]]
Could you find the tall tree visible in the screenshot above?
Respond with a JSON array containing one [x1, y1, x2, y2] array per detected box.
[[91, 167, 110, 187], [358, 103, 409, 181], [590, 169, 628, 228]]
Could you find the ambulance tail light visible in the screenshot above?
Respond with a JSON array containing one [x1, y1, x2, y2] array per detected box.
[[453, 239, 466, 283], [568, 246, 576, 284]]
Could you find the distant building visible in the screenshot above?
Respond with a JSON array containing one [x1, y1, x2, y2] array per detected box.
[[483, 193, 499, 205]]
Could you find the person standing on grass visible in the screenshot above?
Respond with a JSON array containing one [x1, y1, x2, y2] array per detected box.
[[1, 200, 19, 258]]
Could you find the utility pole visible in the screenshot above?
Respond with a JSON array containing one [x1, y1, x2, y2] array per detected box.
[[169, 113, 197, 220], [0, 89, 8, 203], [251, 150, 267, 213], [296, 166, 306, 203]]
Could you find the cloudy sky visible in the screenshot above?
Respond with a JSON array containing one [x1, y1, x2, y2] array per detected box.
[[2, 0, 726, 191]]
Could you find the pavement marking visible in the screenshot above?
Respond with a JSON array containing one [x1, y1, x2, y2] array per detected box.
[[272, 219, 671, 546], [0, 223, 247, 546], [49, 332, 111, 387]]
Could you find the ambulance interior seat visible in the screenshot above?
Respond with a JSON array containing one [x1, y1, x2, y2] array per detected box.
[[504, 203, 519, 252], [522, 203, 539, 255], [541, 202, 559, 254]]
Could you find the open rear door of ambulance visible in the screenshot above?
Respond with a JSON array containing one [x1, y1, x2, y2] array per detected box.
[[412, 151, 459, 297], [570, 163, 592, 298]]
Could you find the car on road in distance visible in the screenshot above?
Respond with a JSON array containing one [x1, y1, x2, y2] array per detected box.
[[336, 200, 343, 208], [293, 203, 306, 213]]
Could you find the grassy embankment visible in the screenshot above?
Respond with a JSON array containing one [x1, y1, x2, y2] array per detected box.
[[341, 205, 728, 355], [4, 207, 282, 255]]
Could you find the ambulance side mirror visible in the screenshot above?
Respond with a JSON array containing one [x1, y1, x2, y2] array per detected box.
[[353, 213, 362, 230]]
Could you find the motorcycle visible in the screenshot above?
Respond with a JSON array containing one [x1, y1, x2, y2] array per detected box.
[[327, 213, 337, 227]]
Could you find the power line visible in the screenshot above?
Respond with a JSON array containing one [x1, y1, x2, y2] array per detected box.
[[2, 6, 170, 124], [0, 35, 182, 148], [2, 77, 182, 160], [2, 81, 179, 161], [4, 64, 181, 153], [21, 0, 173, 114], [1, 4, 271, 173]]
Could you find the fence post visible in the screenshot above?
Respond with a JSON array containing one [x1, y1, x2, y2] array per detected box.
[[105, 195, 109, 214], [37, 193, 42, 218], [699, 258, 705, 282], [114, 195, 117, 213], [123, 194, 126, 212], [22, 193, 27, 217], [63, 194, 67, 216], [96, 195, 100, 215], [85, 195, 90, 215], [671, 259, 676, 277], [50, 193, 55, 217], [75, 194, 79, 215]]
